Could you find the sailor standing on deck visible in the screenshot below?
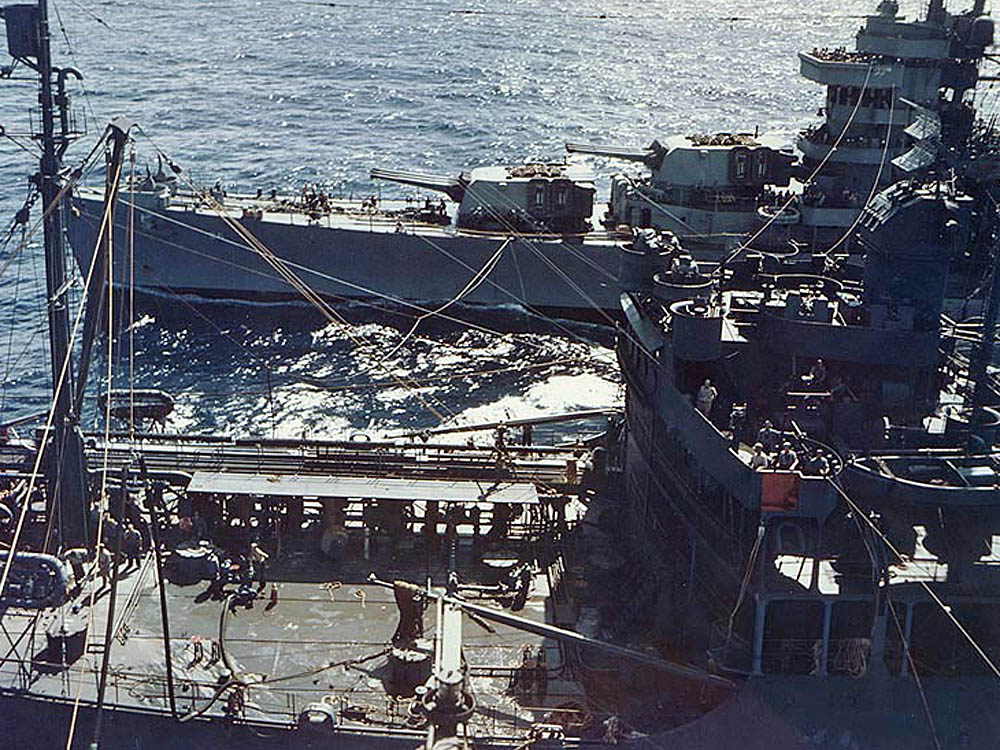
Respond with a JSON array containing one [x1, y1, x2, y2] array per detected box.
[[123, 523, 142, 572], [728, 403, 747, 447], [696, 379, 718, 417], [672, 254, 699, 280], [757, 419, 780, 452]]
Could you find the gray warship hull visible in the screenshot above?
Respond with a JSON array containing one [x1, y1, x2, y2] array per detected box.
[[67, 190, 625, 322]]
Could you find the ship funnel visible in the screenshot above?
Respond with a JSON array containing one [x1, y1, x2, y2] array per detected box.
[[369, 168, 466, 202], [565, 141, 665, 168]]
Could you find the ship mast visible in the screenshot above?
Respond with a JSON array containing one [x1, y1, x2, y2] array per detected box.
[[970, 237, 1000, 441], [925, 0, 945, 23], [1, 0, 88, 545]]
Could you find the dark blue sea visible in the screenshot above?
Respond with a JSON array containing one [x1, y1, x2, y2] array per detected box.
[[0, 0, 900, 440]]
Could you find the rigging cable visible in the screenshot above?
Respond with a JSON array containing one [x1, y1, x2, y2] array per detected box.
[[122, 132, 623, 445], [826, 476, 1000, 680], [64, 142, 125, 750], [457, 188, 659, 364], [725, 521, 765, 646], [721, 61, 876, 268], [377, 237, 511, 363], [0, 139, 120, 604], [885, 591, 943, 750], [61, 0, 115, 31], [411, 178, 651, 361], [820, 84, 896, 256], [128, 144, 137, 440], [0, 221, 27, 416]]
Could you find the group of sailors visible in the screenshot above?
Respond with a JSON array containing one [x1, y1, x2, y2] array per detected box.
[[209, 180, 227, 202], [91, 492, 150, 575], [203, 183, 456, 227], [802, 122, 890, 152], [421, 197, 448, 216], [760, 187, 798, 210], [695, 356, 842, 477], [510, 644, 548, 701], [300, 184, 333, 214], [671, 253, 701, 281], [169, 493, 277, 606], [749, 422, 832, 476], [800, 180, 861, 209], [176, 514, 271, 608], [811, 46, 880, 64], [243, 185, 336, 215]]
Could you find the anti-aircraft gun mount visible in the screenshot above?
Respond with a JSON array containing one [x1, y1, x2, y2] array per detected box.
[[371, 162, 596, 236]]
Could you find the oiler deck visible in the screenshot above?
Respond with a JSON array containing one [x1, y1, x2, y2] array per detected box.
[[0, 434, 640, 749]]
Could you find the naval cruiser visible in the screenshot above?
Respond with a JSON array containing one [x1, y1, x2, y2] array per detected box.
[[613, 174, 1000, 747], [64, 0, 1000, 320], [68, 158, 628, 322]]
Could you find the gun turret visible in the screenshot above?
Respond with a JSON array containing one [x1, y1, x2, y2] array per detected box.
[[373, 162, 595, 235], [369, 168, 466, 203], [565, 140, 667, 170]]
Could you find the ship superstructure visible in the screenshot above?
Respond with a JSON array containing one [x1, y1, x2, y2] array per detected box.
[[794, 0, 995, 244], [613, 176, 1000, 747], [572, 0, 998, 256]]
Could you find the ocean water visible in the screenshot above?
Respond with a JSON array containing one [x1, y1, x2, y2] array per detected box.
[[0, 0, 928, 439]]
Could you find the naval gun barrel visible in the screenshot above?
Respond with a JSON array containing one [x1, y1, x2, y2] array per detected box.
[[565, 141, 663, 167], [370, 167, 466, 202]]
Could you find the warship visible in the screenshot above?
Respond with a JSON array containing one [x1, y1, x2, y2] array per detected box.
[[63, 0, 1000, 321], [612, 178, 1000, 748], [571, 0, 1000, 258], [2, 1, 1000, 750]]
